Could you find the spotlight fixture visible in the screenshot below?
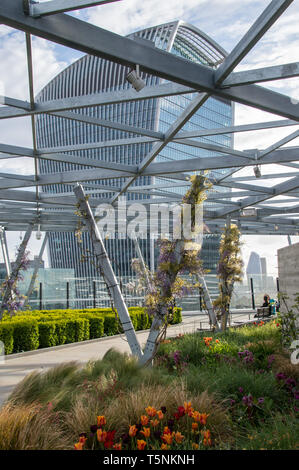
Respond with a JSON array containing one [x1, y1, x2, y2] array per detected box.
[[241, 208, 257, 217], [253, 164, 261, 178], [274, 225, 279, 231], [126, 64, 145, 92], [36, 224, 42, 241]]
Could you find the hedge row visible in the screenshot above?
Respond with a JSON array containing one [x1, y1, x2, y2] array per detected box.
[[0, 306, 182, 355]]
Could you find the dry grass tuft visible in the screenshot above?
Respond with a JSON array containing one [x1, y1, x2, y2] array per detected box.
[[0, 403, 71, 450], [271, 351, 299, 380]]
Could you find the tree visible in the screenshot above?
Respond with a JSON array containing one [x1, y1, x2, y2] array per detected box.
[[213, 223, 243, 331]]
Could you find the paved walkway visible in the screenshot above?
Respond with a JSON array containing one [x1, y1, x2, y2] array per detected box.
[[0, 311, 254, 408]]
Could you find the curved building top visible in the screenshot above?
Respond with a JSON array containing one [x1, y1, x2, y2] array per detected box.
[[37, 20, 227, 102]]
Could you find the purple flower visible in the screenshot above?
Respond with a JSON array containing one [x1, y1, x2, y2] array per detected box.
[[239, 387, 244, 394], [258, 398, 264, 404], [276, 372, 287, 381]]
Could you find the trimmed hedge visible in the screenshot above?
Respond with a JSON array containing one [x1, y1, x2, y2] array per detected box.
[[0, 306, 182, 354], [0, 322, 14, 355]]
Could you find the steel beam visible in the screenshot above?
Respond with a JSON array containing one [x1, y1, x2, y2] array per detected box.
[[0, 82, 194, 120], [222, 62, 299, 87], [26, 0, 121, 17], [215, 0, 294, 85], [1, 1, 299, 121]]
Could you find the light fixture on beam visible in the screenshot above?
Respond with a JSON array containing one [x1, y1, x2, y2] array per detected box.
[[126, 65, 146, 92], [241, 207, 257, 217], [36, 224, 42, 241], [274, 225, 279, 231], [253, 164, 261, 178]]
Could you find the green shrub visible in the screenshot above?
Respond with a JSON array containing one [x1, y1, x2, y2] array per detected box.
[[38, 322, 57, 349], [0, 322, 14, 355], [79, 314, 104, 340], [0, 306, 182, 353], [12, 320, 39, 353], [103, 314, 120, 336]]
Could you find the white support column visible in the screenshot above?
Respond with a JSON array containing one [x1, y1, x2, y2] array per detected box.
[[0, 224, 33, 318], [26, 232, 48, 301], [197, 274, 219, 330], [74, 184, 143, 359], [0, 227, 11, 277]]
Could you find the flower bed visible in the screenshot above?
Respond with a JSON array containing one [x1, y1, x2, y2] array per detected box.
[[0, 320, 298, 451]]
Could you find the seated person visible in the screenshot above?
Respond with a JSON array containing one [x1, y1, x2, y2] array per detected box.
[[255, 294, 271, 318]]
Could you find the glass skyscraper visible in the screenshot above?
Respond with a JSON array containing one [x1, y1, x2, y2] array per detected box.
[[36, 21, 233, 284]]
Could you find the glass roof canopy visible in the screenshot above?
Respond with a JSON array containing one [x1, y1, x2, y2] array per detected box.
[[0, 0, 298, 237]]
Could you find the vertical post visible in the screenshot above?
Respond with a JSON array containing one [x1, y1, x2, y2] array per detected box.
[[287, 235, 292, 246], [26, 232, 48, 300], [93, 280, 96, 308], [39, 282, 43, 310], [0, 227, 11, 277], [66, 281, 70, 309], [150, 237, 155, 273], [199, 289, 203, 311], [0, 224, 33, 319], [276, 277, 280, 294], [250, 277, 255, 310], [197, 275, 220, 330], [74, 184, 143, 359]]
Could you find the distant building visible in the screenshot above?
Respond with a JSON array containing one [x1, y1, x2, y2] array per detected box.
[[246, 252, 262, 275], [260, 257, 267, 276]]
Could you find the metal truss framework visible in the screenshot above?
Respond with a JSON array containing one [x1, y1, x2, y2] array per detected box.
[[0, 0, 298, 242]]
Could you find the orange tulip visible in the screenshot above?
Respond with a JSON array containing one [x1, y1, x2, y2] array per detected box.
[[97, 428, 107, 443], [192, 422, 198, 431], [184, 401, 193, 415], [140, 415, 149, 426], [74, 442, 84, 450], [163, 426, 172, 435], [161, 443, 170, 450], [150, 419, 159, 428], [199, 413, 209, 426], [175, 431, 184, 444], [97, 415, 106, 427], [145, 406, 157, 417], [129, 425, 138, 437], [192, 411, 201, 422], [137, 439, 147, 450], [113, 442, 122, 450], [162, 433, 173, 445], [157, 410, 164, 420], [192, 443, 199, 450], [140, 427, 151, 439]]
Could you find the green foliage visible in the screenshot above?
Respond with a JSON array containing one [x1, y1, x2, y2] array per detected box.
[[12, 320, 39, 353], [1, 306, 182, 354], [38, 322, 57, 349], [235, 413, 299, 450], [213, 223, 243, 329], [277, 292, 299, 347], [0, 322, 14, 354]]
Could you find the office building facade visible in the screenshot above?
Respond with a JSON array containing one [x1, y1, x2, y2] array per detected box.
[[36, 21, 233, 285]]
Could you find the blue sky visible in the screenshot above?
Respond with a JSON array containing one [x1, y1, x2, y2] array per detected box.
[[0, 0, 298, 275]]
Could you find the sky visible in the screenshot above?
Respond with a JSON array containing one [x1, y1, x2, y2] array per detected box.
[[0, 0, 299, 275]]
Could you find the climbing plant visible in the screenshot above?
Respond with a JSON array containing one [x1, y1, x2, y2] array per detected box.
[[0, 248, 31, 319], [213, 223, 243, 331]]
